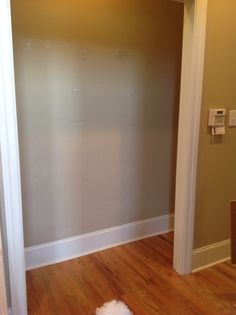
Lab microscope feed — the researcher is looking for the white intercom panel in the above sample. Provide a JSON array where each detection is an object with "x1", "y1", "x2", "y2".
[{"x1": 208, "y1": 109, "x2": 226, "y2": 135}]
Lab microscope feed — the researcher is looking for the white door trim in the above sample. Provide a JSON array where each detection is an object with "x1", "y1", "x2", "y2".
[
  {"x1": 0, "y1": 0, "x2": 27, "y2": 314},
  {"x1": 173, "y1": 0, "x2": 208, "y2": 274},
  {"x1": 0, "y1": 0, "x2": 207, "y2": 313}
]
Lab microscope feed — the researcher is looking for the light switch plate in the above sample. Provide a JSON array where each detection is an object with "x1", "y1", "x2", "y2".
[{"x1": 229, "y1": 110, "x2": 236, "y2": 127}]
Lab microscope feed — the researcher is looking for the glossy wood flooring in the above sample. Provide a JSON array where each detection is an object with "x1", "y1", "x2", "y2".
[{"x1": 27, "y1": 232, "x2": 236, "y2": 315}]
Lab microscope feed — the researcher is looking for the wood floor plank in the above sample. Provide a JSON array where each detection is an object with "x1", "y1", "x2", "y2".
[{"x1": 26, "y1": 232, "x2": 236, "y2": 315}]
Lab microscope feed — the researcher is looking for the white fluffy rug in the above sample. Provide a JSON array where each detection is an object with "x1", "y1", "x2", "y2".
[{"x1": 96, "y1": 300, "x2": 133, "y2": 315}]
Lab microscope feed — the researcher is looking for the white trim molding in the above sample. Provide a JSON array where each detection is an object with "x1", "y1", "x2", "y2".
[
  {"x1": 192, "y1": 239, "x2": 231, "y2": 272},
  {"x1": 0, "y1": 0, "x2": 27, "y2": 314},
  {"x1": 25, "y1": 214, "x2": 174, "y2": 270},
  {"x1": 173, "y1": 0, "x2": 208, "y2": 275}
]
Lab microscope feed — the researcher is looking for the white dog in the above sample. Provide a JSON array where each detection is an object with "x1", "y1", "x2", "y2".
[{"x1": 96, "y1": 300, "x2": 133, "y2": 315}]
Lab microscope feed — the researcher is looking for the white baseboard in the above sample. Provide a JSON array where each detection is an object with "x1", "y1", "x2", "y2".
[
  {"x1": 25, "y1": 213, "x2": 174, "y2": 270},
  {"x1": 192, "y1": 239, "x2": 231, "y2": 272}
]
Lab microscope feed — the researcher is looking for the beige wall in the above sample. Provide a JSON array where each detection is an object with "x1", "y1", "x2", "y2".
[
  {"x1": 12, "y1": 0, "x2": 183, "y2": 247},
  {"x1": 194, "y1": 0, "x2": 236, "y2": 249}
]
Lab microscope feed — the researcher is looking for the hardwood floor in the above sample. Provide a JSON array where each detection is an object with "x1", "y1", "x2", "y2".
[{"x1": 26, "y1": 232, "x2": 236, "y2": 315}]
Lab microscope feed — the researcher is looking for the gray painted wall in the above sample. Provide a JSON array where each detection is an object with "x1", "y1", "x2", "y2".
[{"x1": 12, "y1": 0, "x2": 183, "y2": 247}]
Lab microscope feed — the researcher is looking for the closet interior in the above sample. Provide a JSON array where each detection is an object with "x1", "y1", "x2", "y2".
[{"x1": 10, "y1": 0, "x2": 184, "y2": 309}]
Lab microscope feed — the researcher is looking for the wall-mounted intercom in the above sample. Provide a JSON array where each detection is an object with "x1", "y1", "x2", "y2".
[{"x1": 208, "y1": 109, "x2": 226, "y2": 135}]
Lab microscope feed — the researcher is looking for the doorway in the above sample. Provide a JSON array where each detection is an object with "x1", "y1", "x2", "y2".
[
  {"x1": 0, "y1": 0, "x2": 208, "y2": 314},
  {"x1": 13, "y1": 0, "x2": 183, "y2": 259}
]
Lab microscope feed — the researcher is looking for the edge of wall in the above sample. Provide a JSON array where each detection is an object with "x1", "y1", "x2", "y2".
[
  {"x1": 192, "y1": 239, "x2": 231, "y2": 272},
  {"x1": 25, "y1": 213, "x2": 174, "y2": 270}
]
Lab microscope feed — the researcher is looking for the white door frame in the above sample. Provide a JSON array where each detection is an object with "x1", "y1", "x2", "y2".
[
  {"x1": 173, "y1": 0, "x2": 208, "y2": 274},
  {"x1": 0, "y1": 0, "x2": 207, "y2": 313},
  {"x1": 0, "y1": 0, "x2": 27, "y2": 314}
]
